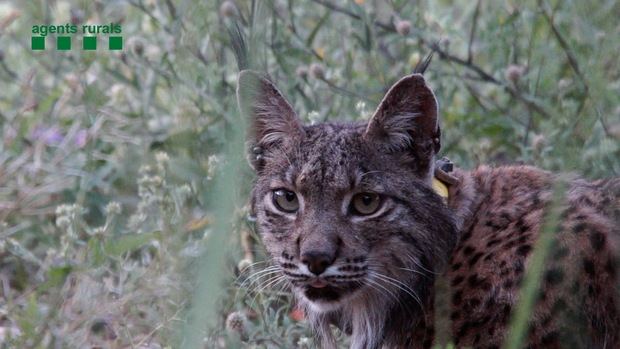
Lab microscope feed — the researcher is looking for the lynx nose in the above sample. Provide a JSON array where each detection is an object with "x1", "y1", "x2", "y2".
[{"x1": 301, "y1": 251, "x2": 333, "y2": 275}]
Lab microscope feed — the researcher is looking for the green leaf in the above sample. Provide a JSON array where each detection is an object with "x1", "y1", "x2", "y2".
[
  {"x1": 40, "y1": 265, "x2": 73, "y2": 291},
  {"x1": 104, "y1": 231, "x2": 161, "y2": 257},
  {"x1": 17, "y1": 294, "x2": 39, "y2": 340},
  {"x1": 36, "y1": 88, "x2": 63, "y2": 115},
  {"x1": 87, "y1": 237, "x2": 106, "y2": 267},
  {"x1": 83, "y1": 83, "x2": 110, "y2": 108}
]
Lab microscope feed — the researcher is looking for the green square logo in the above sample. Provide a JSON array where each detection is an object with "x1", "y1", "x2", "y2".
[
  {"x1": 57, "y1": 36, "x2": 71, "y2": 50},
  {"x1": 32, "y1": 36, "x2": 45, "y2": 50},
  {"x1": 83, "y1": 36, "x2": 97, "y2": 50},
  {"x1": 109, "y1": 36, "x2": 123, "y2": 50}
]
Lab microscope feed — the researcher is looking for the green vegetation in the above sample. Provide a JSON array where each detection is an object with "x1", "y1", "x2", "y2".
[{"x1": 0, "y1": 0, "x2": 618, "y2": 348}]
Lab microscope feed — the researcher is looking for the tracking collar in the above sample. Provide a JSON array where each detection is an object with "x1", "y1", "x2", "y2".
[
  {"x1": 433, "y1": 157, "x2": 458, "y2": 202},
  {"x1": 432, "y1": 177, "x2": 450, "y2": 200}
]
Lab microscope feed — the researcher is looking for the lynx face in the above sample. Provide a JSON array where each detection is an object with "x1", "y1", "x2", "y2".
[
  {"x1": 251, "y1": 123, "x2": 452, "y2": 310},
  {"x1": 238, "y1": 71, "x2": 458, "y2": 347}
]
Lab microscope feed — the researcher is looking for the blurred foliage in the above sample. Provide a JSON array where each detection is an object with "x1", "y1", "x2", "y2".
[{"x1": 0, "y1": 0, "x2": 618, "y2": 348}]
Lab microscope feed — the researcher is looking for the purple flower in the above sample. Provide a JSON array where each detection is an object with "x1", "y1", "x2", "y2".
[
  {"x1": 31, "y1": 125, "x2": 63, "y2": 145},
  {"x1": 74, "y1": 129, "x2": 88, "y2": 148}
]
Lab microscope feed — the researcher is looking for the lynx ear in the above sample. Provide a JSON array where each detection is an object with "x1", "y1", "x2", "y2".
[
  {"x1": 237, "y1": 70, "x2": 303, "y2": 169},
  {"x1": 364, "y1": 74, "x2": 441, "y2": 175}
]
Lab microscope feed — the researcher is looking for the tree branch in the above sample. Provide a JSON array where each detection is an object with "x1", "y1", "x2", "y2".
[
  {"x1": 538, "y1": 0, "x2": 612, "y2": 137},
  {"x1": 467, "y1": 0, "x2": 482, "y2": 63},
  {"x1": 309, "y1": 0, "x2": 553, "y2": 119}
]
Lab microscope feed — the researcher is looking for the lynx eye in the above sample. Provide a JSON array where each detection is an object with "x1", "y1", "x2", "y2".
[
  {"x1": 272, "y1": 189, "x2": 299, "y2": 213},
  {"x1": 350, "y1": 193, "x2": 381, "y2": 215}
]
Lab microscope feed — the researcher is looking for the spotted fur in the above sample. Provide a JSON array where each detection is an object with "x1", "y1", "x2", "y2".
[
  {"x1": 237, "y1": 70, "x2": 620, "y2": 348},
  {"x1": 446, "y1": 167, "x2": 620, "y2": 348}
]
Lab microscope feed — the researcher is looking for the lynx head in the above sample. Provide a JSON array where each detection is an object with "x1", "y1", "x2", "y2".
[{"x1": 237, "y1": 70, "x2": 457, "y2": 345}]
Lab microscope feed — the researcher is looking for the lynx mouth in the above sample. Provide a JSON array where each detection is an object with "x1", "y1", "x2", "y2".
[
  {"x1": 304, "y1": 285, "x2": 342, "y2": 301},
  {"x1": 309, "y1": 279, "x2": 328, "y2": 288},
  {"x1": 303, "y1": 281, "x2": 364, "y2": 303}
]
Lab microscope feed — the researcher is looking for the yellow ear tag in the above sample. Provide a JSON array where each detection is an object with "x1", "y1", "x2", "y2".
[{"x1": 432, "y1": 177, "x2": 449, "y2": 201}]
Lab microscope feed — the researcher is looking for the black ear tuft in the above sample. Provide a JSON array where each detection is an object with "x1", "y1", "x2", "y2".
[
  {"x1": 413, "y1": 52, "x2": 434, "y2": 75},
  {"x1": 227, "y1": 21, "x2": 249, "y2": 71}
]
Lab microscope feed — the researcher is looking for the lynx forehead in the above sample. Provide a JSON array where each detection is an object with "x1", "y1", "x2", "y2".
[{"x1": 237, "y1": 70, "x2": 619, "y2": 349}]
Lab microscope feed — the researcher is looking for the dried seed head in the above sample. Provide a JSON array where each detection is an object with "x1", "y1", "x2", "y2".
[
  {"x1": 131, "y1": 39, "x2": 145, "y2": 56},
  {"x1": 558, "y1": 78, "x2": 572, "y2": 90},
  {"x1": 505, "y1": 64, "x2": 526, "y2": 83},
  {"x1": 220, "y1": 1, "x2": 237, "y2": 18},
  {"x1": 355, "y1": 101, "x2": 367, "y2": 115},
  {"x1": 297, "y1": 336, "x2": 311, "y2": 349},
  {"x1": 55, "y1": 204, "x2": 85, "y2": 228},
  {"x1": 70, "y1": 8, "x2": 85, "y2": 25},
  {"x1": 531, "y1": 134, "x2": 545, "y2": 152},
  {"x1": 309, "y1": 63, "x2": 325, "y2": 79},
  {"x1": 139, "y1": 165, "x2": 153, "y2": 175},
  {"x1": 225, "y1": 311, "x2": 249, "y2": 340},
  {"x1": 395, "y1": 20, "x2": 412, "y2": 36},
  {"x1": 55, "y1": 216, "x2": 71, "y2": 229},
  {"x1": 295, "y1": 66, "x2": 308, "y2": 79},
  {"x1": 155, "y1": 151, "x2": 169, "y2": 164},
  {"x1": 90, "y1": 226, "x2": 107, "y2": 237},
  {"x1": 145, "y1": 44, "x2": 161, "y2": 61},
  {"x1": 307, "y1": 110, "x2": 320, "y2": 125},
  {"x1": 105, "y1": 202, "x2": 122, "y2": 216}
]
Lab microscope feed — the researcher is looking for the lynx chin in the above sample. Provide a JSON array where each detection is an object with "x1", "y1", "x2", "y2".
[{"x1": 237, "y1": 69, "x2": 619, "y2": 349}]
